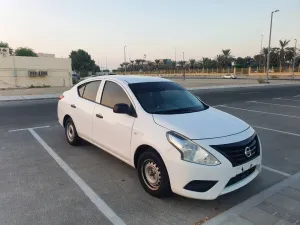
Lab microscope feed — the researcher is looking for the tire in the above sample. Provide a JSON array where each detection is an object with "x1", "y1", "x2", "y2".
[
  {"x1": 137, "y1": 150, "x2": 172, "y2": 198},
  {"x1": 65, "y1": 118, "x2": 81, "y2": 146}
]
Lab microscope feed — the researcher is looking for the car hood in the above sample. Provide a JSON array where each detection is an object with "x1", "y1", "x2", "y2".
[{"x1": 153, "y1": 107, "x2": 249, "y2": 140}]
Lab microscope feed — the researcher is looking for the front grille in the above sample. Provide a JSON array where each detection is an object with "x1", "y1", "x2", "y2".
[
  {"x1": 225, "y1": 166, "x2": 256, "y2": 187},
  {"x1": 210, "y1": 134, "x2": 260, "y2": 167}
]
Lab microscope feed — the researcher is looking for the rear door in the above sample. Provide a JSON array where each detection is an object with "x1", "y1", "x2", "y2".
[
  {"x1": 93, "y1": 80, "x2": 136, "y2": 161},
  {"x1": 70, "y1": 80, "x2": 102, "y2": 141}
]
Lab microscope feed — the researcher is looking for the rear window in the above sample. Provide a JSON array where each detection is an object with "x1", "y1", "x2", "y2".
[{"x1": 78, "y1": 80, "x2": 101, "y2": 102}]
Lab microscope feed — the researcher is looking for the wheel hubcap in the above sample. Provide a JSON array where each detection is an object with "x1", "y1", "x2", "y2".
[
  {"x1": 141, "y1": 160, "x2": 161, "y2": 190},
  {"x1": 67, "y1": 123, "x2": 75, "y2": 141}
]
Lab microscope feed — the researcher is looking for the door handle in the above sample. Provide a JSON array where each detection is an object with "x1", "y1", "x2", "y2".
[
  {"x1": 71, "y1": 104, "x2": 76, "y2": 108},
  {"x1": 96, "y1": 113, "x2": 103, "y2": 119}
]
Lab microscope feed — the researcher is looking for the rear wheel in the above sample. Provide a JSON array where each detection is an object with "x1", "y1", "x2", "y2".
[
  {"x1": 65, "y1": 118, "x2": 81, "y2": 146},
  {"x1": 137, "y1": 150, "x2": 172, "y2": 198}
]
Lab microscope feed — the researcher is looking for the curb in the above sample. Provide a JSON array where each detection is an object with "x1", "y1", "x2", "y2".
[
  {"x1": 0, "y1": 94, "x2": 60, "y2": 102},
  {"x1": 203, "y1": 171, "x2": 300, "y2": 225}
]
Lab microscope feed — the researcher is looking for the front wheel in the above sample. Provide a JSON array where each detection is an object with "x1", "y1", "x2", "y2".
[{"x1": 137, "y1": 151, "x2": 172, "y2": 198}]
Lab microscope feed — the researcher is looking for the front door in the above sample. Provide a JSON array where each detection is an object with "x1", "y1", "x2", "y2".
[{"x1": 93, "y1": 80, "x2": 135, "y2": 161}]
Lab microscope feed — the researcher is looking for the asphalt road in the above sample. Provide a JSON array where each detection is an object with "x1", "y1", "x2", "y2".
[{"x1": 1, "y1": 84, "x2": 300, "y2": 225}]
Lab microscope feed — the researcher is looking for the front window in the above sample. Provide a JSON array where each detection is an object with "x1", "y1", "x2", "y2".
[{"x1": 129, "y1": 82, "x2": 208, "y2": 114}]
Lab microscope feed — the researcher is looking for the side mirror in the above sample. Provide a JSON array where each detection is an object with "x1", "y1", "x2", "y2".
[{"x1": 113, "y1": 103, "x2": 130, "y2": 114}]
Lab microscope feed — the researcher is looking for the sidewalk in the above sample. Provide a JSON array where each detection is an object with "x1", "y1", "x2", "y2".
[{"x1": 203, "y1": 171, "x2": 300, "y2": 225}]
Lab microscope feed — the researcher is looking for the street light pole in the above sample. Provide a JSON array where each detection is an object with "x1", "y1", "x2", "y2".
[
  {"x1": 259, "y1": 34, "x2": 263, "y2": 70},
  {"x1": 182, "y1": 52, "x2": 185, "y2": 79},
  {"x1": 124, "y1": 45, "x2": 127, "y2": 75},
  {"x1": 292, "y1": 39, "x2": 297, "y2": 80},
  {"x1": 266, "y1": 10, "x2": 279, "y2": 83}
]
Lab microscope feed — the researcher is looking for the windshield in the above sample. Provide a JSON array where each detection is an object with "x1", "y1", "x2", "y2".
[{"x1": 129, "y1": 82, "x2": 208, "y2": 114}]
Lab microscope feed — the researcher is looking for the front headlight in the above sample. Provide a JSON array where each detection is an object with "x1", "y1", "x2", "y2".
[{"x1": 166, "y1": 131, "x2": 220, "y2": 165}]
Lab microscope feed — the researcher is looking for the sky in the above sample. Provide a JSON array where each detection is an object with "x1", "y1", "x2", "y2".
[{"x1": 1, "y1": 0, "x2": 300, "y2": 69}]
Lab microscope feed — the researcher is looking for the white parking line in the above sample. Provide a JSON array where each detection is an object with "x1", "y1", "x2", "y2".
[
  {"x1": 253, "y1": 125, "x2": 300, "y2": 137},
  {"x1": 248, "y1": 101, "x2": 300, "y2": 108},
  {"x1": 273, "y1": 98, "x2": 300, "y2": 102},
  {"x1": 9, "y1": 125, "x2": 50, "y2": 132},
  {"x1": 218, "y1": 105, "x2": 300, "y2": 119},
  {"x1": 262, "y1": 165, "x2": 291, "y2": 177},
  {"x1": 28, "y1": 128, "x2": 126, "y2": 225}
]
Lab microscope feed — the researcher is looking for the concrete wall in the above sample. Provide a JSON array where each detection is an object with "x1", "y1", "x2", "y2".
[{"x1": 0, "y1": 55, "x2": 72, "y2": 88}]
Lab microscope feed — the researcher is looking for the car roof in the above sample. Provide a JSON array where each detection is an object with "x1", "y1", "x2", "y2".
[{"x1": 83, "y1": 75, "x2": 169, "y2": 84}]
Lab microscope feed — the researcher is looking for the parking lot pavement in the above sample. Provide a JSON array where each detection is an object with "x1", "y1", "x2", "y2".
[
  {"x1": 0, "y1": 131, "x2": 112, "y2": 225},
  {"x1": 1, "y1": 85, "x2": 300, "y2": 225}
]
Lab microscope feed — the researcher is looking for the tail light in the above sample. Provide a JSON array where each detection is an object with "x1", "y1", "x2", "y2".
[{"x1": 58, "y1": 95, "x2": 64, "y2": 100}]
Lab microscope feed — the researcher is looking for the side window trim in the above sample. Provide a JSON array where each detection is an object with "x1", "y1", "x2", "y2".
[
  {"x1": 100, "y1": 80, "x2": 131, "y2": 108},
  {"x1": 77, "y1": 80, "x2": 101, "y2": 103}
]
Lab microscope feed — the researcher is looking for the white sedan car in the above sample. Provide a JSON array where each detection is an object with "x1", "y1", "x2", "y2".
[
  {"x1": 57, "y1": 75, "x2": 261, "y2": 200},
  {"x1": 222, "y1": 74, "x2": 237, "y2": 79}
]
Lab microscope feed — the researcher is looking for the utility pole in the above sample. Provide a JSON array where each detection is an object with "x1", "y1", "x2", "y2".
[
  {"x1": 124, "y1": 45, "x2": 127, "y2": 75},
  {"x1": 182, "y1": 52, "x2": 185, "y2": 80},
  {"x1": 292, "y1": 39, "x2": 297, "y2": 80},
  {"x1": 266, "y1": 10, "x2": 279, "y2": 83},
  {"x1": 259, "y1": 34, "x2": 263, "y2": 70},
  {"x1": 106, "y1": 56, "x2": 107, "y2": 70}
]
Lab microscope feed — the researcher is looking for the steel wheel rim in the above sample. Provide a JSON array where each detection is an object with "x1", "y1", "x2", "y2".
[
  {"x1": 141, "y1": 159, "x2": 161, "y2": 191},
  {"x1": 67, "y1": 123, "x2": 75, "y2": 141}
]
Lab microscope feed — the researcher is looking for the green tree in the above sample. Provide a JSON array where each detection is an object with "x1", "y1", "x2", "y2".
[
  {"x1": 69, "y1": 49, "x2": 97, "y2": 76},
  {"x1": 189, "y1": 59, "x2": 196, "y2": 70},
  {"x1": 279, "y1": 39, "x2": 290, "y2": 70},
  {"x1": 15, "y1": 47, "x2": 37, "y2": 57},
  {"x1": 154, "y1": 59, "x2": 160, "y2": 69},
  {"x1": 222, "y1": 49, "x2": 232, "y2": 68}
]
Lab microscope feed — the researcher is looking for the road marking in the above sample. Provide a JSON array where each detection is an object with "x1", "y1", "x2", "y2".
[
  {"x1": 262, "y1": 165, "x2": 291, "y2": 177},
  {"x1": 9, "y1": 125, "x2": 50, "y2": 132},
  {"x1": 219, "y1": 105, "x2": 300, "y2": 119},
  {"x1": 240, "y1": 92, "x2": 260, "y2": 95},
  {"x1": 248, "y1": 101, "x2": 300, "y2": 108},
  {"x1": 294, "y1": 95, "x2": 300, "y2": 97},
  {"x1": 273, "y1": 98, "x2": 300, "y2": 102},
  {"x1": 253, "y1": 125, "x2": 300, "y2": 137},
  {"x1": 212, "y1": 104, "x2": 226, "y2": 108},
  {"x1": 28, "y1": 128, "x2": 126, "y2": 225}
]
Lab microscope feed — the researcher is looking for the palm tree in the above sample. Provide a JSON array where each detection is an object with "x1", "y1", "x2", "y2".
[
  {"x1": 178, "y1": 61, "x2": 185, "y2": 69},
  {"x1": 189, "y1": 59, "x2": 196, "y2": 72},
  {"x1": 130, "y1": 60, "x2": 135, "y2": 73},
  {"x1": 279, "y1": 39, "x2": 290, "y2": 71},
  {"x1": 222, "y1": 49, "x2": 232, "y2": 68},
  {"x1": 147, "y1": 61, "x2": 154, "y2": 72},
  {"x1": 140, "y1": 59, "x2": 146, "y2": 71},
  {"x1": 135, "y1": 59, "x2": 142, "y2": 71},
  {"x1": 215, "y1": 55, "x2": 224, "y2": 70},
  {"x1": 154, "y1": 59, "x2": 160, "y2": 69},
  {"x1": 285, "y1": 47, "x2": 295, "y2": 63}
]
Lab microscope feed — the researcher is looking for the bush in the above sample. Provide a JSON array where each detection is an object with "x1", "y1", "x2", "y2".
[
  {"x1": 72, "y1": 78, "x2": 79, "y2": 85},
  {"x1": 271, "y1": 75, "x2": 279, "y2": 79},
  {"x1": 29, "y1": 84, "x2": 50, "y2": 88}
]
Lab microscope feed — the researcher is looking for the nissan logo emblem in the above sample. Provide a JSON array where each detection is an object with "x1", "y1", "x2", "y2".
[{"x1": 245, "y1": 147, "x2": 252, "y2": 158}]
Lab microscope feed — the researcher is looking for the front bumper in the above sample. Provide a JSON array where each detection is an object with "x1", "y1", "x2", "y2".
[{"x1": 164, "y1": 127, "x2": 262, "y2": 200}]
